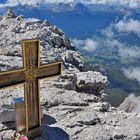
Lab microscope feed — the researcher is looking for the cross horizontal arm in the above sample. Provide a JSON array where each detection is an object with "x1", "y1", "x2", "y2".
[
  {"x1": 0, "y1": 70, "x2": 25, "y2": 88},
  {"x1": 37, "y1": 61, "x2": 62, "y2": 79}
]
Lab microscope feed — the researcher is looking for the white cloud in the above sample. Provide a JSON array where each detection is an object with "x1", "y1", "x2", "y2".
[
  {"x1": 0, "y1": 0, "x2": 140, "y2": 8},
  {"x1": 119, "y1": 47, "x2": 140, "y2": 59},
  {"x1": 81, "y1": 0, "x2": 140, "y2": 8},
  {"x1": 102, "y1": 25, "x2": 114, "y2": 38},
  {"x1": 72, "y1": 39, "x2": 98, "y2": 52},
  {"x1": 0, "y1": 0, "x2": 40, "y2": 7},
  {"x1": 105, "y1": 38, "x2": 140, "y2": 59},
  {"x1": 107, "y1": 39, "x2": 123, "y2": 48},
  {"x1": 0, "y1": 0, "x2": 75, "y2": 7},
  {"x1": 123, "y1": 67, "x2": 140, "y2": 83},
  {"x1": 116, "y1": 19, "x2": 140, "y2": 35},
  {"x1": 6, "y1": 0, "x2": 39, "y2": 6},
  {"x1": 127, "y1": 94, "x2": 140, "y2": 113},
  {"x1": 102, "y1": 15, "x2": 140, "y2": 60},
  {"x1": 83, "y1": 39, "x2": 98, "y2": 52}
]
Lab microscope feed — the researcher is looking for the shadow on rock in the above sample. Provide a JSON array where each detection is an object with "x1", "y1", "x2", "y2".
[
  {"x1": 42, "y1": 114, "x2": 57, "y2": 125},
  {"x1": 40, "y1": 115, "x2": 69, "y2": 140},
  {"x1": 2, "y1": 122, "x2": 16, "y2": 130},
  {"x1": 40, "y1": 125, "x2": 69, "y2": 140}
]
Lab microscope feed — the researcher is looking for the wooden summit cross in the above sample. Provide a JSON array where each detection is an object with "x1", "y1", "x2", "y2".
[{"x1": 0, "y1": 39, "x2": 62, "y2": 138}]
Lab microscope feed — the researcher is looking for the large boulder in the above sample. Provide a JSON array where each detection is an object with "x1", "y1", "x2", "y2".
[
  {"x1": 54, "y1": 73, "x2": 77, "y2": 90},
  {"x1": 51, "y1": 71, "x2": 108, "y2": 96},
  {"x1": 0, "y1": 107, "x2": 15, "y2": 123},
  {"x1": 76, "y1": 71, "x2": 108, "y2": 95}
]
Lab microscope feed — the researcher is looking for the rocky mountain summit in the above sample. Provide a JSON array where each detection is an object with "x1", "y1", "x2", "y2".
[
  {"x1": 0, "y1": 10, "x2": 140, "y2": 140},
  {"x1": 0, "y1": 9, "x2": 83, "y2": 72}
]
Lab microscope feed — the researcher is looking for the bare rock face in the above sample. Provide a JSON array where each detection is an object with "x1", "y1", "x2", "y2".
[
  {"x1": 53, "y1": 71, "x2": 108, "y2": 96},
  {"x1": 76, "y1": 71, "x2": 108, "y2": 94},
  {"x1": 54, "y1": 73, "x2": 77, "y2": 90},
  {"x1": 0, "y1": 10, "x2": 83, "y2": 72},
  {"x1": 0, "y1": 108, "x2": 15, "y2": 123},
  {"x1": 118, "y1": 94, "x2": 140, "y2": 113},
  {"x1": 64, "y1": 50, "x2": 84, "y2": 71}
]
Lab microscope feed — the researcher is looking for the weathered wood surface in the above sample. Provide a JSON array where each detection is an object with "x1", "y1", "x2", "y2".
[{"x1": 0, "y1": 70, "x2": 25, "y2": 88}]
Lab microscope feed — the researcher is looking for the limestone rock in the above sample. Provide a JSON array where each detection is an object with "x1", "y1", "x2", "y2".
[
  {"x1": 0, "y1": 108, "x2": 15, "y2": 123},
  {"x1": 54, "y1": 73, "x2": 77, "y2": 90},
  {"x1": 40, "y1": 83, "x2": 99, "y2": 107},
  {"x1": 63, "y1": 50, "x2": 84, "y2": 70},
  {"x1": 100, "y1": 92, "x2": 108, "y2": 101},
  {"x1": 51, "y1": 71, "x2": 108, "y2": 96},
  {"x1": 99, "y1": 102, "x2": 111, "y2": 112},
  {"x1": 76, "y1": 113, "x2": 100, "y2": 125},
  {"x1": 0, "y1": 10, "x2": 83, "y2": 72},
  {"x1": 89, "y1": 102, "x2": 111, "y2": 112},
  {"x1": 76, "y1": 71, "x2": 108, "y2": 94},
  {"x1": 113, "y1": 133, "x2": 124, "y2": 139},
  {"x1": 0, "y1": 130, "x2": 15, "y2": 140}
]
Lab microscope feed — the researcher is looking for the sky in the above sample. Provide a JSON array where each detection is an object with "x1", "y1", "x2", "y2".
[
  {"x1": 0, "y1": 0, "x2": 140, "y2": 8},
  {"x1": 0, "y1": 0, "x2": 7, "y2": 3}
]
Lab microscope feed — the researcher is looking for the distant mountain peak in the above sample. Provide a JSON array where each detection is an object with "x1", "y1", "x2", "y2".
[{"x1": 4, "y1": 8, "x2": 17, "y2": 18}]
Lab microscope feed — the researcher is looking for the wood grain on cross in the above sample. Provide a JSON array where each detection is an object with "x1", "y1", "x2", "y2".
[{"x1": 0, "y1": 39, "x2": 62, "y2": 137}]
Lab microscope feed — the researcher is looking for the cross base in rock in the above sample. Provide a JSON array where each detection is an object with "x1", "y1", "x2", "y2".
[
  {"x1": 24, "y1": 127, "x2": 42, "y2": 140},
  {"x1": 15, "y1": 100, "x2": 42, "y2": 139}
]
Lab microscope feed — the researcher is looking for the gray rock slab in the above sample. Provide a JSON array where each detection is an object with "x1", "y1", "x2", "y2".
[{"x1": 0, "y1": 108, "x2": 15, "y2": 123}]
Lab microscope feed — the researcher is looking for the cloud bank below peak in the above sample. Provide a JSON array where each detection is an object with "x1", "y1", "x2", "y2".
[
  {"x1": 116, "y1": 19, "x2": 140, "y2": 35},
  {"x1": 72, "y1": 39, "x2": 98, "y2": 53},
  {"x1": 0, "y1": 0, "x2": 140, "y2": 8},
  {"x1": 123, "y1": 67, "x2": 140, "y2": 83}
]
